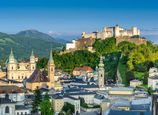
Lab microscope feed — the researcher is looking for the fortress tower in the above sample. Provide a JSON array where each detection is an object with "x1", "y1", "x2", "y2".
[
  {"x1": 114, "y1": 25, "x2": 120, "y2": 37},
  {"x1": 98, "y1": 56, "x2": 105, "y2": 88}
]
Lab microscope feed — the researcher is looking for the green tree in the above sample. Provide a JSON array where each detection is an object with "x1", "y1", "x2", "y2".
[
  {"x1": 61, "y1": 102, "x2": 75, "y2": 115},
  {"x1": 32, "y1": 88, "x2": 42, "y2": 113},
  {"x1": 40, "y1": 93, "x2": 54, "y2": 115}
]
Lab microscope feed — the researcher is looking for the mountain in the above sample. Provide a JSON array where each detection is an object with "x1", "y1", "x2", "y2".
[{"x1": 0, "y1": 30, "x2": 65, "y2": 59}]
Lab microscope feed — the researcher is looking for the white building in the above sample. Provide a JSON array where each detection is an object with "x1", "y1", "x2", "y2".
[
  {"x1": 148, "y1": 67, "x2": 158, "y2": 90},
  {"x1": 130, "y1": 79, "x2": 142, "y2": 88},
  {"x1": 148, "y1": 76, "x2": 158, "y2": 90},
  {"x1": 66, "y1": 40, "x2": 76, "y2": 50},
  {"x1": 0, "y1": 85, "x2": 25, "y2": 104},
  {"x1": 63, "y1": 96, "x2": 80, "y2": 114},
  {"x1": 0, "y1": 96, "x2": 30, "y2": 115},
  {"x1": 149, "y1": 67, "x2": 158, "y2": 77},
  {"x1": 66, "y1": 91, "x2": 96, "y2": 104}
]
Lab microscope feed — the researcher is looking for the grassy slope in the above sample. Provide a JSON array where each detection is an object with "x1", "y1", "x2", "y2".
[{"x1": 118, "y1": 61, "x2": 128, "y2": 86}]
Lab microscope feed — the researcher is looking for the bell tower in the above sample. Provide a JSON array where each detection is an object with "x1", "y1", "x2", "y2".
[
  {"x1": 48, "y1": 49, "x2": 55, "y2": 84},
  {"x1": 98, "y1": 56, "x2": 105, "y2": 88}
]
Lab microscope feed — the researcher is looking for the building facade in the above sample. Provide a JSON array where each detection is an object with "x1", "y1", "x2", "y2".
[
  {"x1": 7, "y1": 49, "x2": 36, "y2": 82},
  {"x1": 148, "y1": 67, "x2": 158, "y2": 90}
]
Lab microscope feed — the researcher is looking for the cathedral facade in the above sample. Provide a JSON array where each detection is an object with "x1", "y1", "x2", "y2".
[{"x1": 7, "y1": 49, "x2": 36, "y2": 82}]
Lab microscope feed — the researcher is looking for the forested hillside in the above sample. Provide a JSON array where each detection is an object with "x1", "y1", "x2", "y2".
[
  {"x1": 0, "y1": 30, "x2": 64, "y2": 60},
  {"x1": 37, "y1": 37, "x2": 158, "y2": 86}
]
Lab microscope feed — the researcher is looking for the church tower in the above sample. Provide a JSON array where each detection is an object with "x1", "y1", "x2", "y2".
[
  {"x1": 48, "y1": 49, "x2": 55, "y2": 84},
  {"x1": 7, "y1": 49, "x2": 17, "y2": 79},
  {"x1": 8, "y1": 49, "x2": 17, "y2": 71},
  {"x1": 98, "y1": 56, "x2": 105, "y2": 88},
  {"x1": 30, "y1": 50, "x2": 36, "y2": 71}
]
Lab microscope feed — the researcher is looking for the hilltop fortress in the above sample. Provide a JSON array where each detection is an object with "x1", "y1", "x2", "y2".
[
  {"x1": 82, "y1": 25, "x2": 140, "y2": 39},
  {"x1": 66, "y1": 25, "x2": 146, "y2": 51}
]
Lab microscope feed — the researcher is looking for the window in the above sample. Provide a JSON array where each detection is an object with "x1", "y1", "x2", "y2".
[
  {"x1": 5, "y1": 106, "x2": 9, "y2": 113},
  {"x1": 12, "y1": 66, "x2": 13, "y2": 70},
  {"x1": 25, "y1": 112, "x2": 27, "y2": 115},
  {"x1": 17, "y1": 112, "x2": 19, "y2": 115}
]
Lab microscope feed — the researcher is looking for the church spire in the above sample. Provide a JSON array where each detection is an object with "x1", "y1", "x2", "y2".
[
  {"x1": 49, "y1": 49, "x2": 54, "y2": 63},
  {"x1": 30, "y1": 49, "x2": 35, "y2": 64},
  {"x1": 9, "y1": 48, "x2": 16, "y2": 63},
  {"x1": 30, "y1": 49, "x2": 35, "y2": 59},
  {"x1": 31, "y1": 50, "x2": 34, "y2": 57},
  {"x1": 99, "y1": 56, "x2": 104, "y2": 68},
  {"x1": 9, "y1": 48, "x2": 14, "y2": 59}
]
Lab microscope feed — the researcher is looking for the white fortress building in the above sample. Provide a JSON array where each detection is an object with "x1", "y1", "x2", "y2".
[
  {"x1": 82, "y1": 25, "x2": 140, "y2": 39},
  {"x1": 66, "y1": 40, "x2": 76, "y2": 50},
  {"x1": 6, "y1": 49, "x2": 36, "y2": 82}
]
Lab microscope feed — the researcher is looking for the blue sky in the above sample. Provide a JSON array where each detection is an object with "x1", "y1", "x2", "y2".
[{"x1": 0, "y1": 0, "x2": 158, "y2": 40}]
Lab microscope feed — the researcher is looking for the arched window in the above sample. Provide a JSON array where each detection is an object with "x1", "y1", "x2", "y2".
[
  {"x1": 5, "y1": 106, "x2": 9, "y2": 113},
  {"x1": 12, "y1": 66, "x2": 13, "y2": 70}
]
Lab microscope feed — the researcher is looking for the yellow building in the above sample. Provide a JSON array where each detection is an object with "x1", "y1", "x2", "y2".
[
  {"x1": 26, "y1": 50, "x2": 62, "y2": 91},
  {"x1": 7, "y1": 49, "x2": 36, "y2": 82},
  {"x1": 52, "y1": 94, "x2": 64, "y2": 113}
]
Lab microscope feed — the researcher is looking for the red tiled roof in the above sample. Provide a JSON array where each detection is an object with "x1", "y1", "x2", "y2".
[{"x1": 73, "y1": 66, "x2": 93, "y2": 73}]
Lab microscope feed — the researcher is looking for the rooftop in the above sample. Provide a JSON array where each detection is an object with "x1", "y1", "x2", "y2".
[
  {"x1": 27, "y1": 69, "x2": 49, "y2": 83},
  {"x1": 0, "y1": 97, "x2": 15, "y2": 104},
  {"x1": 148, "y1": 75, "x2": 158, "y2": 79},
  {"x1": 109, "y1": 87, "x2": 134, "y2": 91},
  {"x1": 77, "y1": 84, "x2": 99, "y2": 89},
  {"x1": 15, "y1": 105, "x2": 29, "y2": 110},
  {"x1": 73, "y1": 66, "x2": 93, "y2": 72},
  {"x1": 0, "y1": 85, "x2": 25, "y2": 94},
  {"x1": 66, "y1": 91, "x2": 96, "y2": 96}
]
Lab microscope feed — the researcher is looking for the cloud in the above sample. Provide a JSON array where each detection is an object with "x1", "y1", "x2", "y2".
[{"x1": 48, "y1": 30, "x2": 80, "y2": 36}]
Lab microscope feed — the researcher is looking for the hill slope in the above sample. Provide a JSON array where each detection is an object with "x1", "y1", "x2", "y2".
[{"x1": 0, "y1": 30, "x2": 65, "y2": 59}]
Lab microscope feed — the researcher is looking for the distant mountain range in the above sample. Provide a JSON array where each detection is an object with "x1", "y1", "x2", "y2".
[{"x1": 0, "y1": 30, "x2": 65, "y2": 59}]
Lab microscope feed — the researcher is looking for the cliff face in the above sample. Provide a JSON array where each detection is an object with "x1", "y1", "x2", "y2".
[
  {"x1": 76, "y1": 37, "x2": 146, "y2": 50},
  {"x1": 116, "y1": 37, "x2": 147, "y2": 45},
  {"x1": 75, "y1": 37, "x2": 96, "y2": 49}
]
